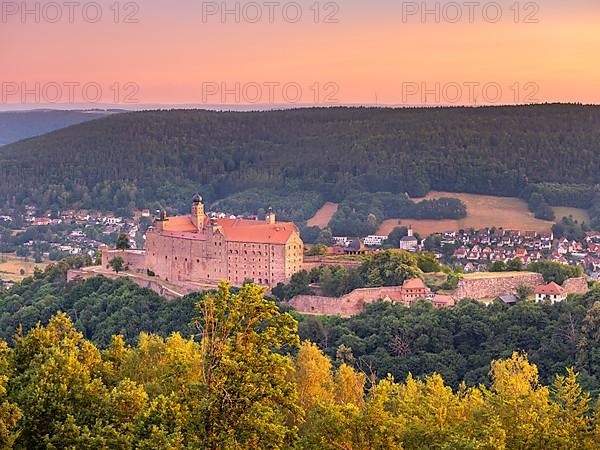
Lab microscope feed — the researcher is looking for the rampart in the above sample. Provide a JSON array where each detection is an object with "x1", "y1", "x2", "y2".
[
  {"x1": 562, "y1": 277, "x2": 589, "y2": 295},
  {"x1": 101, "y1": 249, "x2": 147, "y2": 275},
  {"x1": 288, "y1": 272, "x2": 554, "y2": 317},
  {"x1": 67, "y1": 269, "x2": 185, "y2": 300},
  {"x1": 450, "y1": 272, "x2": 544, "y2": 300},
  {"x1": 288, "y1": 286, "x2": 405, "y2": 317}
]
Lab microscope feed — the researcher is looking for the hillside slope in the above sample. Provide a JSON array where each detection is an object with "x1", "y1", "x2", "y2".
[
  {"x1": 0, "y1": 105, "x2": 599, "y2": 215},
  {"x1": 0, "y1": 109, "x2": 111, "y2": 145}
]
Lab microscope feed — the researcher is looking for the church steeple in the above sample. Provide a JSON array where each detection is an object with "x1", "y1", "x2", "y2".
[{"x1": 191, "y1": 194, "x2": 205, "y2": 230}]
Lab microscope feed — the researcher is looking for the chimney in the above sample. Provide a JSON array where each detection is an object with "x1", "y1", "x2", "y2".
[{"x1": 266, "y1": 207, "x2": 276, "y2": 225}]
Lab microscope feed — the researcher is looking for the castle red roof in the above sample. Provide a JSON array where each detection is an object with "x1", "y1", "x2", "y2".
[{"x1": 160, "y1": 215, "x2": 298, "y2": 245}]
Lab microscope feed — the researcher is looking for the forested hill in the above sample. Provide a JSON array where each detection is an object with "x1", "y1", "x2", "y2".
[
  {"x1": 0, "y1": 109, "x2": 111, "y2": 146},
  {"x1": 1, "y1": 104, "x2": 600, "y2": 215}
]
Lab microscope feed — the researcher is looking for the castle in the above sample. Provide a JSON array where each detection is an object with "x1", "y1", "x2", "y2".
[{"x1": 102, "y1": 195, "x2": 304, "y2": 289}]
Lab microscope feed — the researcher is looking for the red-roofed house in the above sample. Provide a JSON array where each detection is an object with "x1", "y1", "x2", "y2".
[
  {"x1": 535, "y1": 282, "x2": 566, "y2": 303},
  {"x1": 399, "y1": 278, "x2": 432, "y2": 305},
  {"x1": 431, "y1": 294, "x2": 455, "y2": 309}
]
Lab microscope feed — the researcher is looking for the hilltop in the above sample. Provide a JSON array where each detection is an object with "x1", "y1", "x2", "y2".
[
  {"x1": 1, "y1": 104, "x2": 599, "y2": 222},
  {"x1": 0, "y1": 109, "x2": 112, "y2": 146}
]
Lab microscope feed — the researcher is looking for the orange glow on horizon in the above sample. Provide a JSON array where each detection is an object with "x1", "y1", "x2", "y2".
[{"x1": 2, "y1": 3, "x2": 600, "y2": 107}]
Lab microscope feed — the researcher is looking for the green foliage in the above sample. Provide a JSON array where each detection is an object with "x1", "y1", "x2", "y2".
[
  {"x1": 272, "y1": 271, "x2": 314, "y2": 301},
  {"x1": 116, "y1": 233, "x2": 131, "y2": 250},
  {"x1": 0, "y1": 267, "x2": 197, "y2": 347},
  {"x1": 553, "y1": 215, "x2": 589, "y2": 240},
  {"x1": 109, "y1": 256, "x2": 125, "y2": 273},
  {"x1": 528, "y1": 260, "x2": 584, "y2": 284},
  {"x1": 274, "y1": 251, "x2": 425, "y2": 300},
  {"x1": 0, "y1": 271, "x2": 598, "y2": 447},
  {"x1": 305, "y1": 244, "x2": 328, "y2": 256},
  {"x1": 441, "y1": 271, "x2": 462, "y2": 290},
  {"x1": 358, "y1": 251, "x2": 422, "y2": 287},
  {"x1": 298, "y1": 290, "x2": 600, "y2": 395},
  {"x1": 0, "y1": 284, "x2": 301, "y2": 449},
  {"x1": 8, "y1": 106, "x2": 600, "y2": 216},
  {"x1": 415, "y1": 253, "x2": 442, "y2": 273},
  {"x1": 329, "y1": 192, "x2": 466, "y2": 236}
]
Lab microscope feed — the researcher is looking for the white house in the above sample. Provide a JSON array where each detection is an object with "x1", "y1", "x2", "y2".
[
  {"x1": 363, "y1": 235, "x2": 388, "y2": 247},
  {"x1": 535, "y1": 282, "x2": 566, "y2": 303},
  {"x1": 399, "y1": 227, "x2": 418, "y2": 252}
]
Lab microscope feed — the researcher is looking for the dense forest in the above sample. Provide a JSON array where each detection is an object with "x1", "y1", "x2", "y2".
[
  {"x1": 1, "y1": 258, "x2": 599, "y2": 396},
  {"x1": 0, "y1": 276, "x2": 599, "y2": 448},
  {"x1": 1, "y1": 105, "x2": 600, "y2": 226}
]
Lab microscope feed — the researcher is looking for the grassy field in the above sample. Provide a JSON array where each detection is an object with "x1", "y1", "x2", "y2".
[
  {"x1": 377, "y1": 191, "x2": 556, "y2": 237},
  {"x1": 553, "y1": 207, "x2": 590, "y2": 224},
  {"x1": 307, "y1": 202, "x2": 338, "y2": 228},
  {"x1": 0, "y1": 254, "x2": 49, "y2": 282}
]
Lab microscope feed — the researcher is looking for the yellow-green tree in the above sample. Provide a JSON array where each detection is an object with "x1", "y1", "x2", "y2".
[
  {"x1": 334, "y1": 363, "x2": 366, "y2": 407},
  {"x1": 294, "y1": 341, "x2": 335, "y2": 410},
  {"x1": 0, "y1": 341, "x2": 20, "y2": 450},
  {"x1": 187, "y1": 282, "x2": 301, "y2": 449}
]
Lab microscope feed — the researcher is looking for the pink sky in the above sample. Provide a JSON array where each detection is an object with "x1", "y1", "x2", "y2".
[{"x1": 2, "y1": 1, "x2": 600, "y2": 107}]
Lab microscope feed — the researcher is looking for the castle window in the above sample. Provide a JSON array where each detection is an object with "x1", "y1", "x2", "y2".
[{"x1": 197, "y1": 259, "x2": 200, "y2": 263}]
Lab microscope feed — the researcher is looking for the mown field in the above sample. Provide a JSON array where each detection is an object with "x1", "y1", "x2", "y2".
[
  {"x1": 0, "y1": 254, "x2": 49, "y2": 282},
  {"x1": 552, "y1": 206, "x2": 590, "y2": 224},
  {"x1": 377, "y1": 191, "x2": 556, "y2": 236},
  {"x1": 306, "y1": 202, "x2": 338, "y2": 228}
]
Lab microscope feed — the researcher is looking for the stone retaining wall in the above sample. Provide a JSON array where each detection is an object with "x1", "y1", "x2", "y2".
[
  {"x1": 101, "y1": 249, "x2": 147, "y2": 275},
  {"x1": 562, "y1": 277, "x2": 589, "y2": 295},
  {"x1": 451, "y1": 273, "x2": 544, "y2": 300},
  {"x1": 288, "y1": 286, "x2": 405, "y2": 317}
]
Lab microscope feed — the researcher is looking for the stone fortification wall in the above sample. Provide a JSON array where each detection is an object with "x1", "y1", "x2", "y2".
[
  {"x1": 450, "y1": 272, "x2": 544, "y2": 300},
  {"x1": 562, "y1": 277, "x2": 589, "y2": 295},
  {"x1": 288, "y1": 286, "x2": 405, "y2": 317},
  {"x1": 288, "y1": 272, "x2": 552, "y2": 317},
  {"x1": 302, "y1": 257, "x2": 362, "y2": 272},
  {"x1": 67, "y1": 269, "x2": 185, "y2": 300},
  {"x1": 101, "y1": 249, "x2": 147, "y2": 274}
]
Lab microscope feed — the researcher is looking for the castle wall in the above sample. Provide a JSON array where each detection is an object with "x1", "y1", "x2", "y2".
[
  {"x1": 145, "y1": 227, "x2": 301, "y2": 288},
  {"x1": 288, "y1": 272, "x2": 554, "y2": 317},
  {"x1": 451, "y1": 273, "x2": 544, "y2": 300},
  {"x1": 146, "y1": 229, "x2": 226, "y2": 285},
  {"x1": 101, "y1": 249, "x2": 146, "y2": 274},
  {"x1": 67, "y1": 269, "x2": 186, "y2": 300},
  {"x1": 562, "y1": 277, "x2": 589, "y2": 295},
  {"x1": 302, "y1": 257, "x2": 362, "y2": 272},
  {"x1": 226, "y1": 240, "x2": 280, "y2": 286},
  {"x1": 285, "y1": 233, "x2": 304, "y2": 280},
  {"x1": 288, "y1": 286, "x2": 405, "y2": 317}
]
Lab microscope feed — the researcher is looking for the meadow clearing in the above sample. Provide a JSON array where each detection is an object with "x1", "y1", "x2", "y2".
[{"x1": 0, "y1": 254, "x2": 49, "y2": 282}]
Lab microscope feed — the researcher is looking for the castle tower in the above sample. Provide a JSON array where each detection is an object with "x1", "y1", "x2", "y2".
[
  {"x1": 210, "y1": 217, "x2": 222, "y2": 234},
  {"x1": 155, "y1": 208, "x2": 168, "y2": 231},
  {"x1": 266, "y1": 207, "x2": 276, "y2": 225},
  {"x1": 408, "y1": 225, "x2": 413, "y2": 237},
  {"x1": 191, "y1": 194, "x2": 205, "y2": 230}
]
